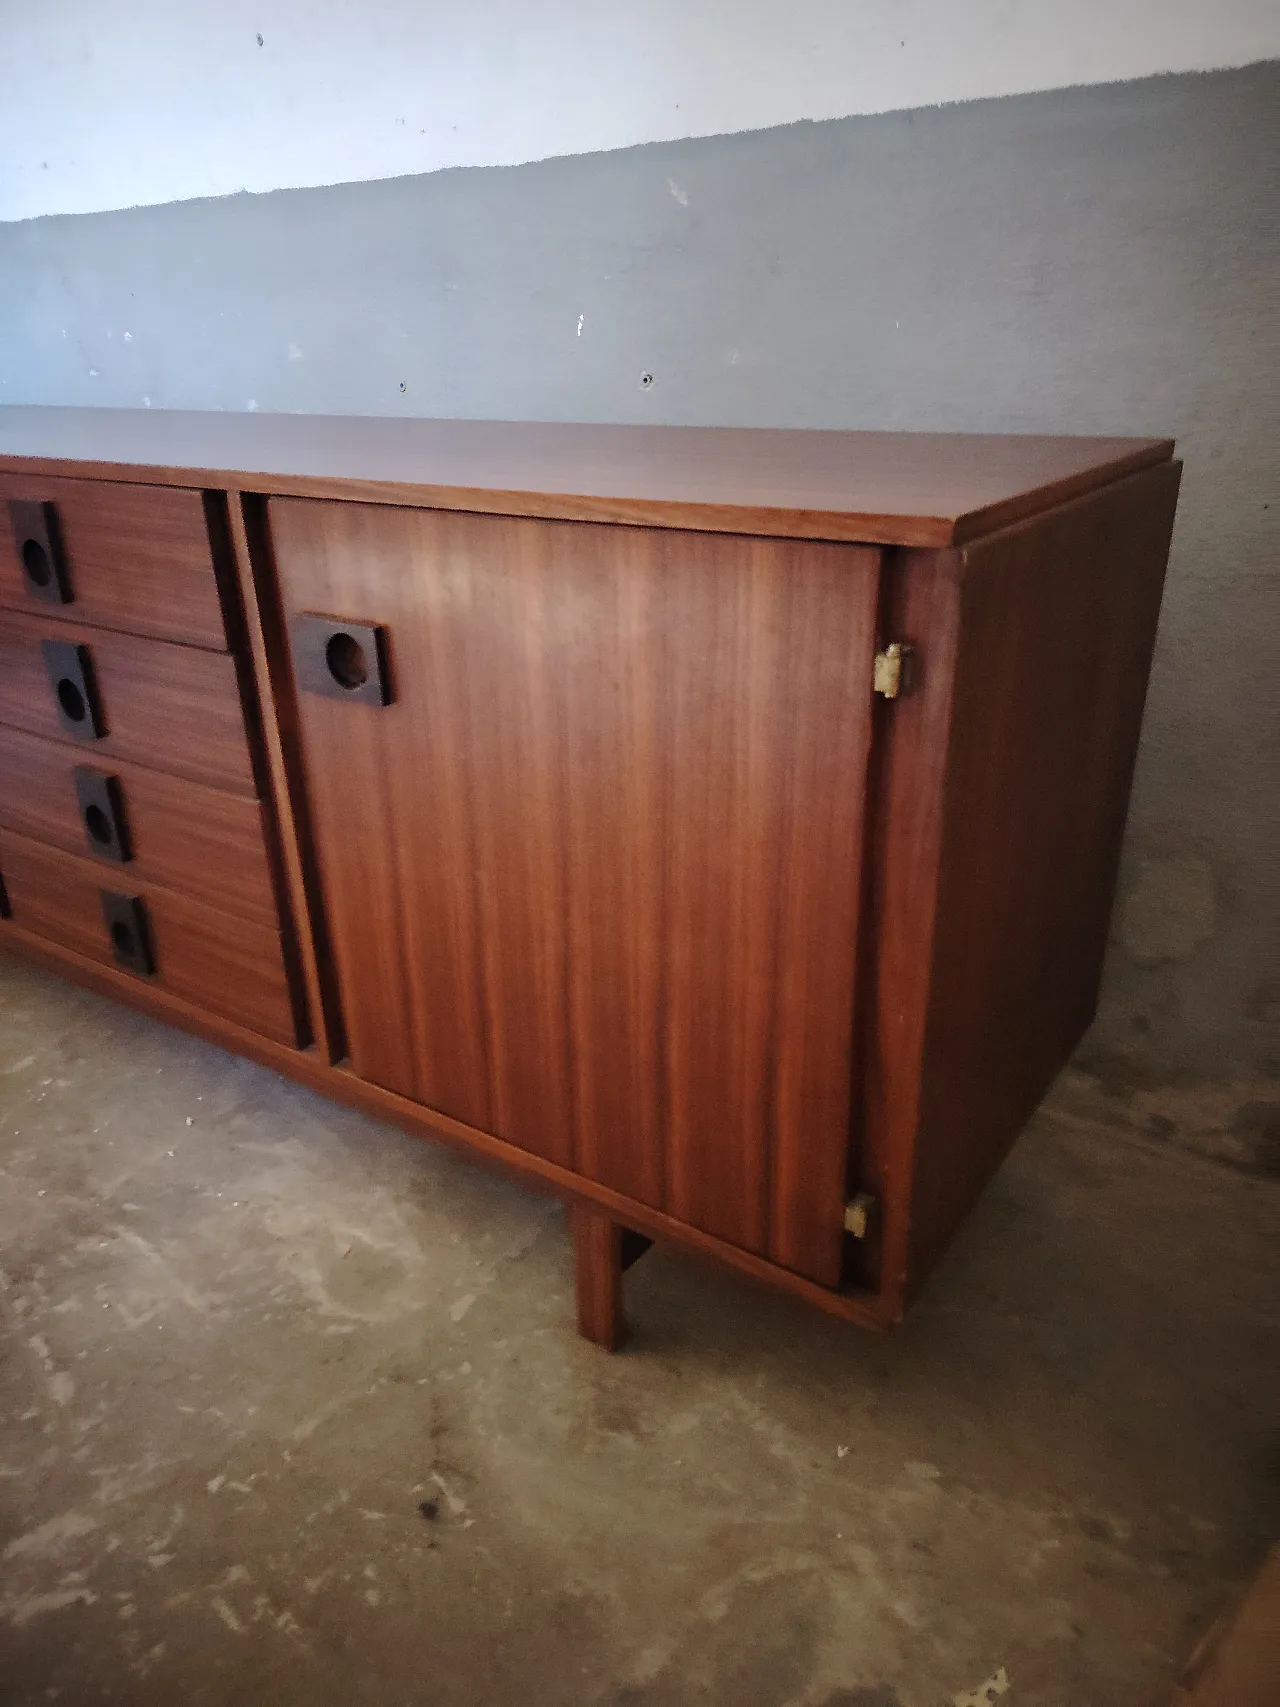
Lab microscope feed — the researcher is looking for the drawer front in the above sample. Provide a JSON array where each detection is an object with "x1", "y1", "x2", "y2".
[
  {"x1": 0, "y1": 609, "x2": 256, "y2": 795},
  {"x1": 0, "y1": 726, "x2": 278, "y2": 927},
  {"x1": 0, "y1": 474, "x2": 227, "y2": 649},
  {"x1": 0, "y1": 830, "x2": 299, "y2": 1046}
]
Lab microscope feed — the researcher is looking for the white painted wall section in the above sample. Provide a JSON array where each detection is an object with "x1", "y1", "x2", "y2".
[{"x1": 3, "y1": 0, "x2": 1278, "y2": 221}]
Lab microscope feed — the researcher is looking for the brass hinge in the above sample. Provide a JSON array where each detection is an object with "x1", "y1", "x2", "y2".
[
  {"x1": 843, "y1": 1192, "x2": 878, "y2": 1239},
  {"x1": 873, "y1": 641, "x2": 916, "y2": 699}
]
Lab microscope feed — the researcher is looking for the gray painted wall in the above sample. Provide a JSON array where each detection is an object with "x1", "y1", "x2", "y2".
[{"x1": 1, "y1": 63, "x2": 1276, "y2": 1110}]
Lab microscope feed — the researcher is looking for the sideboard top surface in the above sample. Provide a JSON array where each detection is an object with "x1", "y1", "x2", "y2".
[{"x1": 0, "y1": 407, "x2": 1173, "y2": 547}]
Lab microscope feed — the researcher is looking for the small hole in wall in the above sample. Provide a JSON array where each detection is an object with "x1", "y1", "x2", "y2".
[
  {"x1": 640, "y1": 372, "x2": 654, "y2": 389},
  {"x1": 399, "y1": 382, "x2": 407, "y2": 393}
]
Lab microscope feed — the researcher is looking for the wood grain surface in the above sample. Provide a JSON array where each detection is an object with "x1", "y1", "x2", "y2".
[
  {"x1": 571, "y1": 1205, "x2": 628, "y2": 1352},
  {"x1": 0, "y1": 609, "x2": 257, "y2": 794},
  {"x1": 858, "y1": 462, "x2": 1182, "y2": 1312},
  {"x1": 0, "y1": 408, "x2": 1173, "y2": 549},
  {"x1": 224, "y1": 491, "x2": 340, "y2": 1060},
  {"x1": 0, "y1": 725, "x2": 278, "y2": 926},
  {"x1": 0, "y1": 828, "x2": 299, "y2": 1045},
  {"x1": 268, "y1": 498, "x2": 880, "y2": 1286},
  {"x1": 853, "y1": 542, "x2": 962, "y2": 1314},
  {"x1": 0, "y1": 472, "x2": 226, "y2": 648}
]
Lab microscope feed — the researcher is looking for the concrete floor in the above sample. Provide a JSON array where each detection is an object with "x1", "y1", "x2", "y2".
[{"x1": 0, "y1": 959, "x2": 1277, "y2": 1707}]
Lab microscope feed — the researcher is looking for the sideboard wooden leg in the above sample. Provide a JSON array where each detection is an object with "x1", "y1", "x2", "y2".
[{"x1": 571, "y1": 1204, "x2": 627, "y2": 1351}]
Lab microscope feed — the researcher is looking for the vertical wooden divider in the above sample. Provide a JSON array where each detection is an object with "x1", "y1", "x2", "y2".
[{"x1": 223, "y1": 490, "x2": 338, "y2": 1063}]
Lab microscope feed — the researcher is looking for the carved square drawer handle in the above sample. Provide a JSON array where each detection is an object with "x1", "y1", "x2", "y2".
[
  {"x1": 99, "y1": 890, "x2": 154, "y2": 977},
  {"x1": 9, "y1": 499, "x2": 73, "y2": 605},
  {"x1": 41, "y1": 639, "x2": 107, "y2": 740},
  {"x1": 75, "y1": 767, "x2": 132, "y2": 863}
]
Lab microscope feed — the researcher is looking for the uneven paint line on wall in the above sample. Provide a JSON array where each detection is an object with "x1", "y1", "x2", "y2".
[{"x1": 1, "y1": 2, "x2": 1278, "y2": 219}]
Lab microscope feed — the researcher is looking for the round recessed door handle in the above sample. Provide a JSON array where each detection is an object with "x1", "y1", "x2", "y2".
[
  {"x1": 85, "y1": 804, "x2": 111, "y2": 842},
  {"x1": 291, "y1": 613, "x2": 392, "y2": 706},
  {"x1": 58, "y1": 677, "x2": 87, "y2": 721},
  {"x1": 325, "y1": 630, "x2": 370, "y2": 691}
]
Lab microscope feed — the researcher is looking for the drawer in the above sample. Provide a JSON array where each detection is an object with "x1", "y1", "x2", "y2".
[
  {"x1": 0, "y1": 830, "x2": 300, "y2": 1047},
  {"x1": 0, "y1": 609, "x2": 257, "y2": 795},
  {"x1": 0, "y1": 473, "x2": 227, "y2": 649},
  {"x1": 0, "y1": 726, "x2": 278, "y2": 928}
]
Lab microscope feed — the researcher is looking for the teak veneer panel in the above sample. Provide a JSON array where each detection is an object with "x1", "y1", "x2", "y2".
[
  {"x1": 0, "y1": 725, "x2": 278, "y2": 927},
  {"x1": 267, "y1": 500, "x2": 880, "y2": 1286},
  {"x1": 903, "y1": 462, "x2": 1183, "y2": 1293},
  {"x1": 0, "y1": 609, "x2": 257, "y2": 795},
  {"x1": 0, "y1": 472, "x2": 226, "y2": 649},
  {"x1": 860, "y1": 462, "x2": 1182, "y2": 1311},
  {"x1": 0, "y1": 830, "x2": 299, "y2": 1047},
  {"x1": 0, "y1": 408, "x2": 1172, "y2": 549}
]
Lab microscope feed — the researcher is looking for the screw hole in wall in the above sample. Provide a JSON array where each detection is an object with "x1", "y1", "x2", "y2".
[{"x1": 640, "y1": 372, "x2": 654, "y2": 389}]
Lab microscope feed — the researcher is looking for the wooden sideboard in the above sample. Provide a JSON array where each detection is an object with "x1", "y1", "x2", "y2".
[{"x1": 0, "y1": 410, "x2": 1180, "y2": 1348}]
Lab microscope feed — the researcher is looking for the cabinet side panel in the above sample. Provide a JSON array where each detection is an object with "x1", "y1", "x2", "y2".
[{"x1": 906, "y1": 461, "x2": 1181, "y2": 1296}]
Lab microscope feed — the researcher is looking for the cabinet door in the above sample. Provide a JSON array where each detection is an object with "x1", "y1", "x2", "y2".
[{"x1": 269, "y1": 499, "x2": 880, "y2": 1286}]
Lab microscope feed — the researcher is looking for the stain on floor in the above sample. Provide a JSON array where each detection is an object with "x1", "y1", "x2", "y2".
[{"x1": 1, "y1": 958, "x2": 1277, "y2": 1705}]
